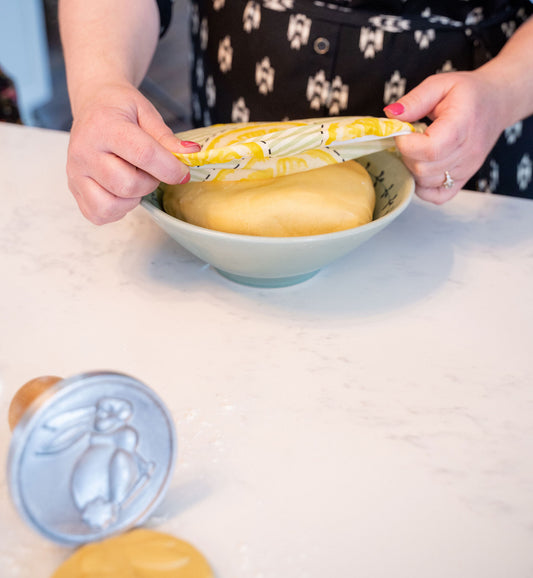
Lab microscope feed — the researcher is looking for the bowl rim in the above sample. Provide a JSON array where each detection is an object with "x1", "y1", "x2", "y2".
[{"x1": 140, "y1": 154, "x2": 414, "y2": 245}]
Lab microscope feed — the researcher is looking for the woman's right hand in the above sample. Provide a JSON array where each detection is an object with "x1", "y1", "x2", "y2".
[{"x1": 66, "y1": 82, "x2": 200, "y2": 225}]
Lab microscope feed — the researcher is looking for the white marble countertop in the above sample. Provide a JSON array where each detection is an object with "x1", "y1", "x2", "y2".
[{"x1": 1, "y1": 123, "x2": 533, "y2": 578}]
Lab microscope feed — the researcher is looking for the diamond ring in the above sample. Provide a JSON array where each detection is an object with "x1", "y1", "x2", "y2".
[{"x1": 442, "y1": 171, "x2": 454, "y2": 189}]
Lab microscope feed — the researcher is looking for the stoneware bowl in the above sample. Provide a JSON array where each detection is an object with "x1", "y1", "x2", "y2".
[{"x1": 141, "y1": 151, "x2": 414, "y2": 288}]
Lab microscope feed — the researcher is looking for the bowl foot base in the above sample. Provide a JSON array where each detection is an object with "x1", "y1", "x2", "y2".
[{"x1": 215, "y1": 269, "x2": 320, "y2": 288}]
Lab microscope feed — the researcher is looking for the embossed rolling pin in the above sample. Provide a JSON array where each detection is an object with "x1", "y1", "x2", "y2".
[{"x1": 7, "y1": 371, "x2": 177, "y2": 545}]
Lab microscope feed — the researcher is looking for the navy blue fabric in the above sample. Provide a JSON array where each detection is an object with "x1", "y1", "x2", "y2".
[
  {"x1": 187, "y1": 1, "x2": 532, "y2": 197},
  {"x1": 155, "y1": 0, "x2": 173, "y2": 37}
]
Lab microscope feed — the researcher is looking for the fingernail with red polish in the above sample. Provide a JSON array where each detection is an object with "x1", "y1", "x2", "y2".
[
  {"x1": 179, "y1": 172, "x2": 191, "y2": 184},
  {"x1": 384, "y1": 102, "x2": 405, "y2": 116},
  {"x1": 180, "y1": 140, "x2": 201, "y2": 150}
]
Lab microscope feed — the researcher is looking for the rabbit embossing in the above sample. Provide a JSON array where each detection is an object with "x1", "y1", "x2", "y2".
[{"x1": 37, "y1": 397, "x2": 155, "y2": 530}]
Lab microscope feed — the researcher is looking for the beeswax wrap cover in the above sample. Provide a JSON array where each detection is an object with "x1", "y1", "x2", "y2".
[{"x1": 173, "y1": 117, "x2": 413, "y2": 183}]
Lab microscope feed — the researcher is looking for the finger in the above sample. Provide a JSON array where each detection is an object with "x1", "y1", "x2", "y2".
[
  {"x1": 137, "y1": 99, "x2": 202, "y2": 170},
  {"x1": 86, "y1": 152, "x2": 162, "y2": 200},
  {"x1": 400, "y1": 149, "x2": 469, "y2": 194},
  {"x1": 136, "y1": 101, "x2": 201, "y2": 156},
  {"x1": 396, "y1": 114, "x2": 466, "y2": 162},
  {"x1": 70, "y1": 176, "x2": 142, "y2": 225},
  {"x1": 383, "y1": 74, "x2": 453, "y2": 123},
  {"x1": 384, "y1": 74, "x2": 467, "y2": 163},
  {"x1": 138, "y1": 100, "x2": 202, "y2": 153},
  {"x1": 414, "y1": 183, "x2": 463, "y2": 205},
  {"x1": 415, "y1": 169, "x2": 467, "y2": 191},
  {"x1": 105, "y1": 118, "x2": 199, "y2": 186},
  {"x1": 159, "y1": 133, "x2": 202, "y2": 156},
  {"x1": 400, "y1": 144, "x2": 465, "y2": 186},
  {"x1": 413, "y1": 166, "x2": 467, "y2": 205}
]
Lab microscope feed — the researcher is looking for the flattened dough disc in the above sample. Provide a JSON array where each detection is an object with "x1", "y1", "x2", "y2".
[{"x1": 52, "y1": 528, "x2": 214, "y2": 578}]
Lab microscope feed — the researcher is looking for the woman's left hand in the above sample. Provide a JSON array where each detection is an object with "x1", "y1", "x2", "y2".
[{"x1": 384, "y1": 69, "x2": 510, "y2": 204}]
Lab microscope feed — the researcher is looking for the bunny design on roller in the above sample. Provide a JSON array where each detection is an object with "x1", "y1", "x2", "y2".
[{"x1": 37, "y1": 396, "x2": 155, "y2": 530}]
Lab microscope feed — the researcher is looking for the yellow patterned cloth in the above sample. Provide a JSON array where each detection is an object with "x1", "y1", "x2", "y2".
[{"x1": 173, "y1": 116, "x2": 413, "y2": 182}]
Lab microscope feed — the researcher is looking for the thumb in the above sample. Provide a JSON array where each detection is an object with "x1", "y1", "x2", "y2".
[
  {"x1": 137, "y1": 97, "x2": 202, "y2": 154},
  {"x1": 383, "y1": 75, "x2": 451, "y2": 123},
  {"x1": 159, "y1": 132, "x2": 202, "y2": 155}
]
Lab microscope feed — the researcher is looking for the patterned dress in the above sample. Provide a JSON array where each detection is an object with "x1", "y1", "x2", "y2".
[{"x1": 185, "y1": 1, "x2": 533, "y2": 197}]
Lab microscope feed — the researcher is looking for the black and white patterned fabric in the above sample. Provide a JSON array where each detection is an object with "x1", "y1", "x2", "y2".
[{"x1": 184, "y1": 0, "x2": 532, "y2": 197}]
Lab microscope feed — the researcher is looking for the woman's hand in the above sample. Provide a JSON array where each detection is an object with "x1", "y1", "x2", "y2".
[
  {"x1": 66, "y1": 82, "x2": 200, "y2": 224},
  {"x1": 384, "y1": 69, "x2": 511, "y2": 204}
]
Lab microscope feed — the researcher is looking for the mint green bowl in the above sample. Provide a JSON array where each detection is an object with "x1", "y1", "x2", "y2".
[{"x1": 141, "y1": 151, "x2": 414, "y2": 288}]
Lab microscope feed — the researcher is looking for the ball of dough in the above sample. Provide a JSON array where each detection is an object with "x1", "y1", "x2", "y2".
[
  {"x1": 162, "y1": 160, "x2": 375, "y2": 237},
  {"x1": 52, "y1": 529, "x2": 214, "y2": 578}
]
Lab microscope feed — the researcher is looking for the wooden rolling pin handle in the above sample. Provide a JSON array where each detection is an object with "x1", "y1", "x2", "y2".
[{"x1": 8, "y1": 376, "x2": 63, "y2": 432}]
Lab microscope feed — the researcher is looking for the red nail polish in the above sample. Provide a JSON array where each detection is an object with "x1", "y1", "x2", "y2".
[
  {"x1": 384, "y1": 102, "x2": 405, "y2": 116},
  {"x1": 179, "y1": 172, "x2": 191, "y2": 184},
  {"x1": 180, "y1": 140, "x2": 201, "y2": 149}
]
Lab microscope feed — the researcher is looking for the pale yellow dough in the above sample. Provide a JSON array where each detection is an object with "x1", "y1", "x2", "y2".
[
  {"x1": 52, "y1": 529, "x2": 214, "y2": 578},
  {"x1": 162, "y1": 160, "x2": 375, "y2": 237}
]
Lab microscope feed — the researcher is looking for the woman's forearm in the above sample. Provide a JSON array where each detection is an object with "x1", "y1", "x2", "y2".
[
  {"x1": 474, "y1": 16, "x2": 533, "y2": 127},
  {"x1": 58, "y1": 0, "x2": 160, "y2": 116}
]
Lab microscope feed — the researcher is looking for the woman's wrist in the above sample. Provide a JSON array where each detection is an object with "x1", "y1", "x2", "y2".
[
  {"x1": 67, "y1": 77, "x2": 134, "y2": 119},
  {"x1": 59, "y1": 0, "x2": 160, "y2": 117}
]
